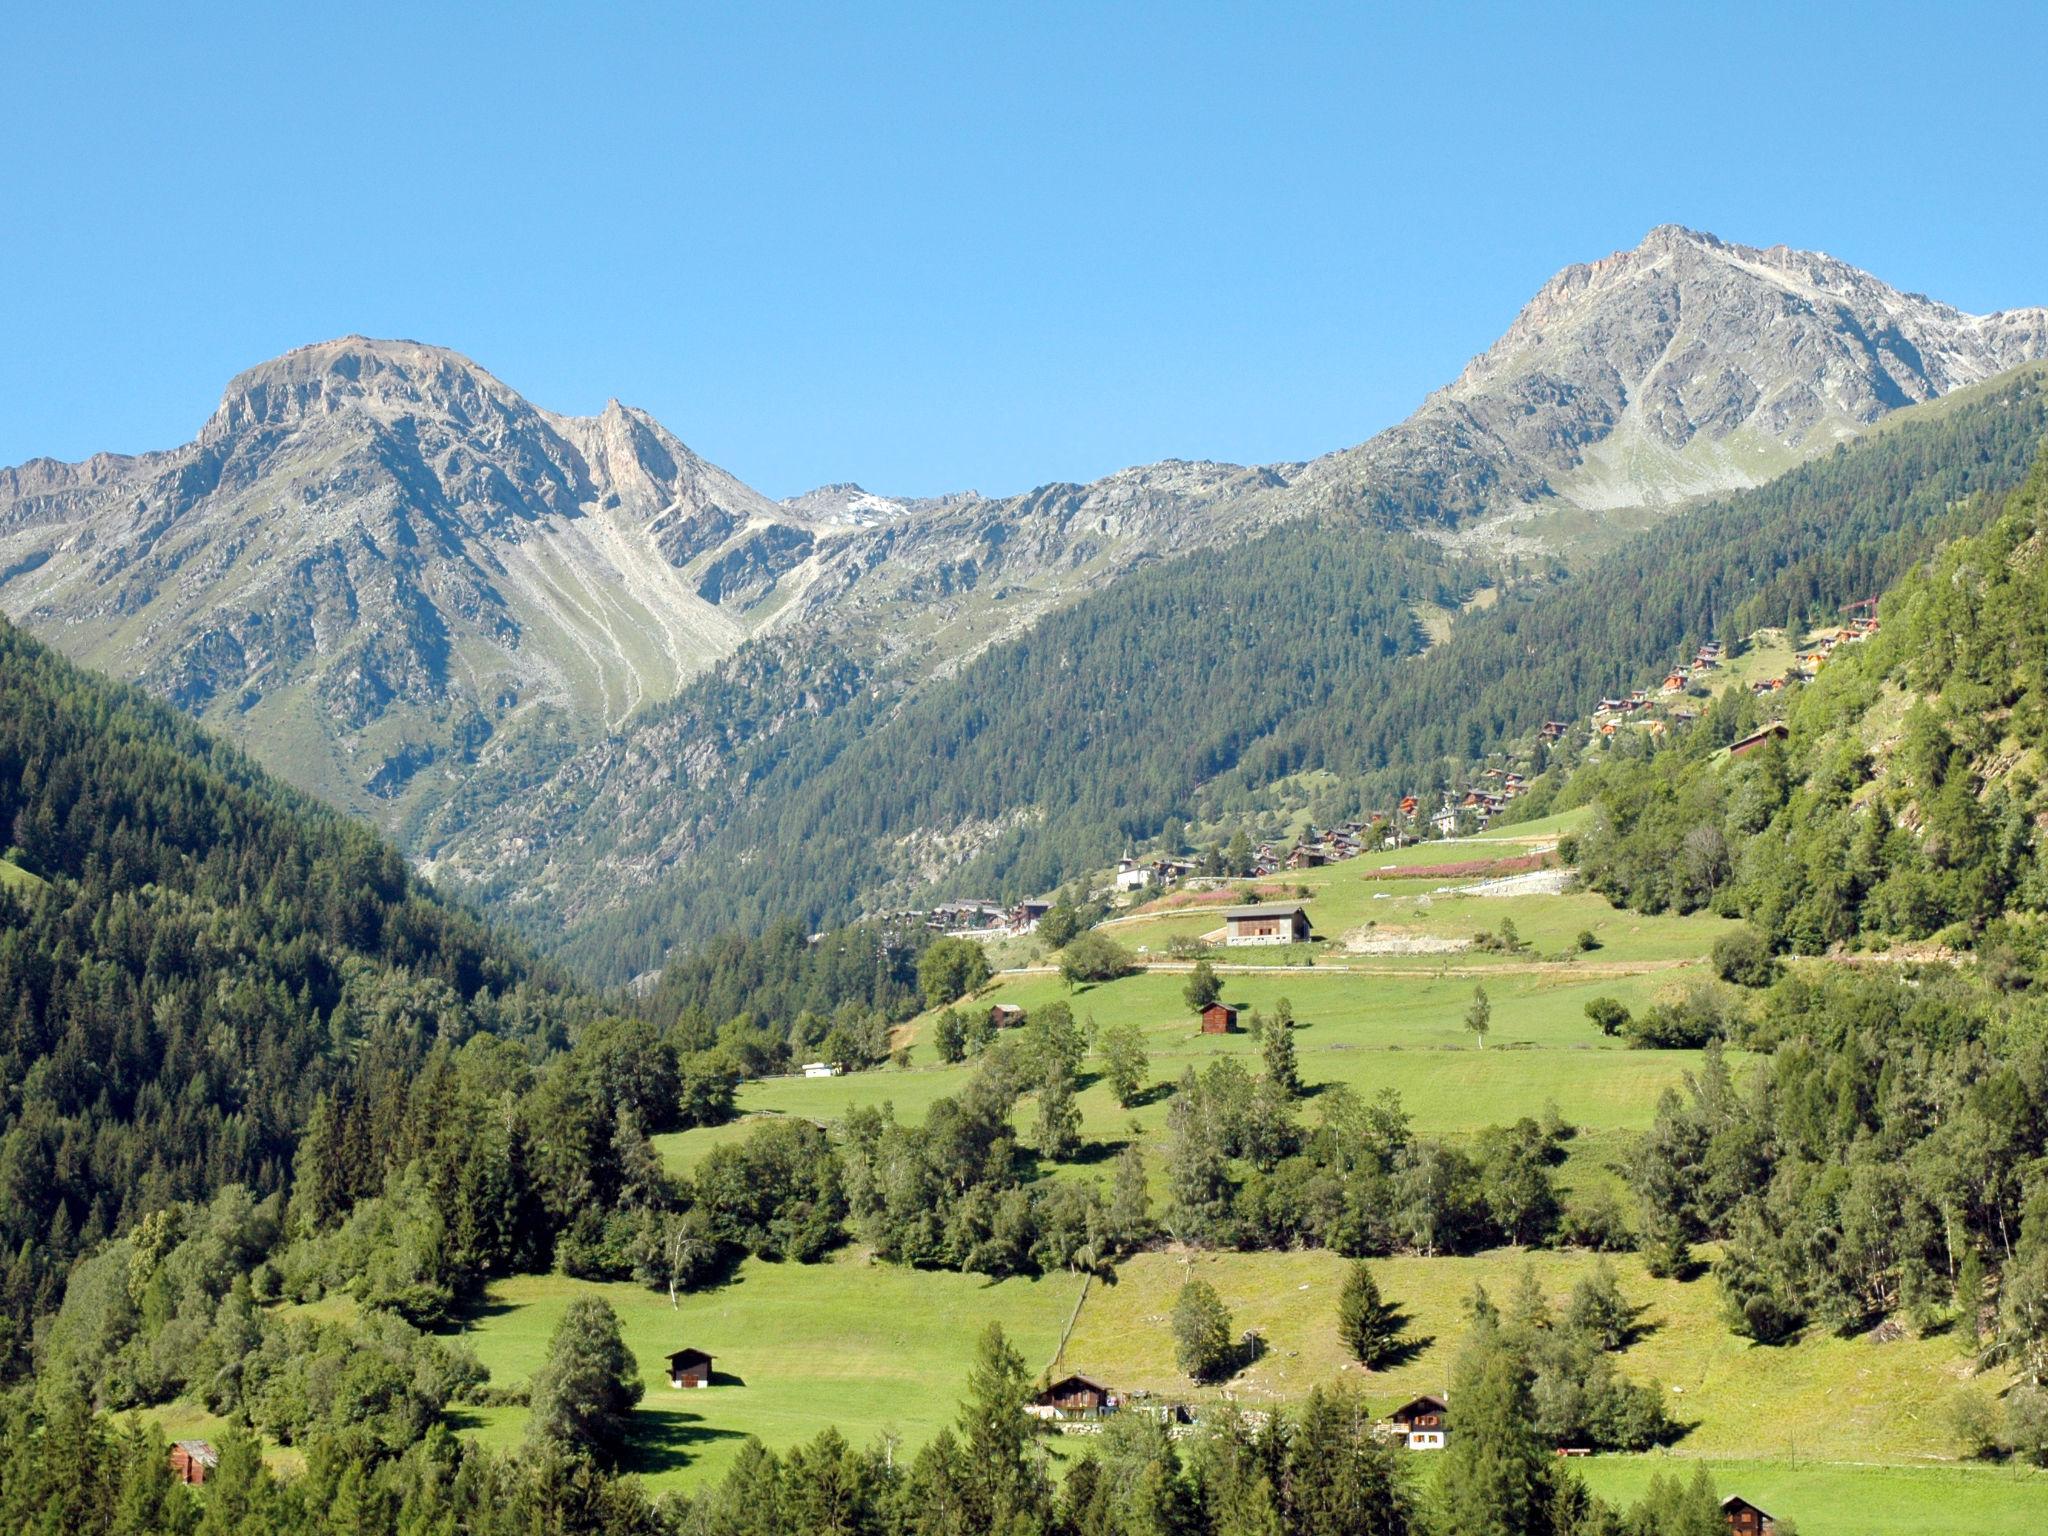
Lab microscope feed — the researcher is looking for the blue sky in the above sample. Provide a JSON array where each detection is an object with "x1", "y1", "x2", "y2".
[{"x1": 3, "y1": 2, "x2": 2044, "y2": 498}]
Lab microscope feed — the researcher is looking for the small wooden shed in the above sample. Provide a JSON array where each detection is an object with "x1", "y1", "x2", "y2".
[
  {"x1": 666, "y1": 1347, "x2": 714, "y2": 1389},
  {"x1": 169, "y1": 1441, "x2": 218, "y2": 1485},
  {"x1": 989, "y1": 1003, "x2": 1027, "y2": 1029},
  {"x1": 1199, "y1": 1002, "x2": 1238, "y2": 1034}
]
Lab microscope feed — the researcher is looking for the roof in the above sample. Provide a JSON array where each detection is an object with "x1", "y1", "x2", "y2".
[
  {"x1": 173, "y1": 1440, "x2": 219, "y2": 1466},
  {"x1": 1388, "y1": 1394, "x2": 1448, "y2": 1420},
  {"x1": 1040, "y1": 1373, "x2": 1116, "y2": 1396},
  {"x1": 1720, "y1": 1495, "x2": 1773, "y2": 1518},
  {"x1": 1223, "y1": 904, "x2": 1309, "y2": 921},
  {"x1": 666, "y1": 1347, "x2": 714, "y2": 1366},
  {"x1": 1202, "y1": 1001, "x2": 1238, "y2": 1015}
]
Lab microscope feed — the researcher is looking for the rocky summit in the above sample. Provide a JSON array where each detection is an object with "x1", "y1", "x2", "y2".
[{"x1": 2, "y1": 229, "x2": 2043, "y2": 906}]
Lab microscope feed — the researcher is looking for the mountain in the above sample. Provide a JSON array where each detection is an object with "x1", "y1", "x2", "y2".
[
  {"x1": 3, "y1": 229, "x2": 2044, "y2": 975},
  {"x1": 452, "y1": 366, "x2": 2048, "y2": 978}
]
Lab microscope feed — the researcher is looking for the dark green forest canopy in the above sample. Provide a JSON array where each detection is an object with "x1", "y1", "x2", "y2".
[
  {"x1": 551, "y1": 366, "x2": 2048, "y2": 977},
  {"x1": 0, "y1": 616, "x2": 586, "y2": 1370}
]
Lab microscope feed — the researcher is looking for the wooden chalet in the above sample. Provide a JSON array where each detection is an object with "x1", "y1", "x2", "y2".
[
  {"x1": 1541, "y1": 720, "x2": 1569, "y2": 740},
  {"x1": 1720, "y1": 1494, "x2": 1775, "y2": 1535},
  {"x1": 1012, "y1": 899, "x2": 1051, "y2": 929},
  {"x1": 170, "y1": 1441, "x2": 218, "y2": 1485},
  {"x1": 1199, "y1": 1001, "x2": 1239, "y2": 1034},
  {"x1": 666, "y1": 1348, "x2": 714, "y2": 1389},
  {"x1": 1386, "y1": 1394, "x2": 1448, "y2": 1451},
  {"x1": 1662, "y1": 670, "x2": 1689, "y2": 692},
  {"x1": 1027, "y1": 1373, "x2": 1122, "y2": 1421},
  {"x1": 1398, "y1": 795, "x2": 1419, "y2": 817},
  {"x1": 1728, "y1": 722, "x2": 1788, "y2": 758},
  {"x1": 1287, "y1": 845, "x2": 1327, "y2": 870},
  {"x1": 1221, "y1": 905, "x2": 1311, "y2": 946},
  {"x1": 989, "y1": 1002, "x2": 1028, "y2": 1029}
]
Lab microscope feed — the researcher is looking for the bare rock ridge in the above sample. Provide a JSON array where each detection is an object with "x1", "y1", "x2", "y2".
[{"x1": 2, "y1": 230, "x2": 2043, "y2": 867}]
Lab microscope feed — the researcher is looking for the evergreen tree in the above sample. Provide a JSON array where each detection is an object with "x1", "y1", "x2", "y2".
[
  {"x1": 1336, "y1": 1261, "x2": 1404, "y2": 1367},
  {"x1": 1107, "y1": 1144, "x2": 1153, "y2": 1255},
  {"x1": 956, "y1": 1323, "x2": 1051, "y2": 1533},
  {"x1": 1437, "y1": 1325, "x2": 1554, "y2": 1536},
  {"x1": 1173, "y1": 1277, "x2": 1235, "y2": 1382},
  {"x1": 1260, "y1": 1012, "x2": 1301, "y2": 1098},
  {"x1": 525, "y1": 1296, "x2": 645, "y2": 1466},
  {"x1": 1036, "y1": 1059, "x2": 1083, "y2": 1162}
]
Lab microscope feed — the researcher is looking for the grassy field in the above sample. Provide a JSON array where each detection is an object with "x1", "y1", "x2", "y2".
[
  {"x1": 1573, "y1": 1457, "x2": 2048, "y2": 1536},
  {"x1": 664, "y1": 961, "x2": 1727, "y2": 1202},
  {"x1": 0, "y1": 855, "x2": 44, "y2": 891},
  {"x1": 449, "y1": 1256, "x2": 1084, "y2": 1489},
  {"x1": 1061, "y1": 1248, "x2": 1983, "y2": 1465}
]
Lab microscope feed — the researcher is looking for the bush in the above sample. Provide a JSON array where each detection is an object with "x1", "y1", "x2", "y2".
[
  {"x1": 1712, "y1": 925, "x2": 1781, "y2": 988},
  {"x1": 919, "y1": 937, "x2": 992, "y2": 1007},
  {"x1": 1584, "y1": 996, "x2": 1630, "y2": 1037},
  {"x1": 1060, "y1": 931, "x2": 1138, "y2": 987}
]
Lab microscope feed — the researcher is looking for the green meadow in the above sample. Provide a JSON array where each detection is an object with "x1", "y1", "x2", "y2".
[
  {"x1": 0, "y1": 855, "x2": 43, "y2": 892},
  {"x1": 448, "y1": 1256, "x2": 1084, "y2": 1488}
]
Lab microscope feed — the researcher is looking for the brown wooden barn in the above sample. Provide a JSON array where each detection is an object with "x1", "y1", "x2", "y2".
[
  {"x1": 1026, "y1": 1373, "x2": 1122, "y2": 1421},
  {"x1": 666, "y1": 1348, "x2": 714, "y2": 1389},
  {"x1": 1720, "y1": 1495, "x2": 1774, "y2": 1534},
  {"x1": 169, "y1": 1441, "x2": 218, "y2": 1485},
  {"x1": 989, "y1": 1003, "x2": 1027, "y2": 1029},
  {"x1": 1199, "y1": 1002, "x2": 1239, "y2": 1034}
]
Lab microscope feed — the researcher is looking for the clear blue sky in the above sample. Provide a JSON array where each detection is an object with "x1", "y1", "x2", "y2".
[{"x1": 4, "y1": 2, "x2": 2044, "y2": 499}]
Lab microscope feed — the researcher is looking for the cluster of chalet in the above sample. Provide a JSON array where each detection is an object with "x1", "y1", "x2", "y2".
[
  {"x1": 1114, "y1": 854, "x2": 1203, "y2": 892},
  {"x1": 1750, "y1": 601, "x2": 1880, "y2": 697},
  {"x1": 908, "y1": 897, "x2": 1052, "y2": 938}
]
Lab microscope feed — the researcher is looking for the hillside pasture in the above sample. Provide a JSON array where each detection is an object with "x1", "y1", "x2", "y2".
[
  {"x1": 1062, "y1": 1248, "x2": 1985, "y2": 1466},
  {"x1": 449, "y1": 1256, "x2": 1083, "y2": 1491}
]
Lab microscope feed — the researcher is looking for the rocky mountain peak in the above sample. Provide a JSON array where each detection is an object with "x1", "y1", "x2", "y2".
[{"x1": 200, "y1": 335, "x2": 537, "y2": 445}]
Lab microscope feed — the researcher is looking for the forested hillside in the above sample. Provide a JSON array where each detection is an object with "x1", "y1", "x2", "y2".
[
  {"x1": 521, "y1": 366, "x2": 2048, "y2": 978},
  {"x1": 1573, "y1": 436, "x2": 2048, "y2": 954},
  {"x1": 542, "y1": 531, "x2": 1477, "y2": 977},
  {"x1": 0, "y1": 616, "x2": 590, "y2": 1371}
]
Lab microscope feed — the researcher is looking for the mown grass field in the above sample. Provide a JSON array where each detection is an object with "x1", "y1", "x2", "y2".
[
  {"x1": 449, "y1": 1256, "x2": 1083, "y2": 1489},
  {"x1": 1572, "y1": 1457, "x2": 2048, "y2": 1536},
  {"x1": 1061, "y1": 1248, "x2": 1979, "y2": 1465}
]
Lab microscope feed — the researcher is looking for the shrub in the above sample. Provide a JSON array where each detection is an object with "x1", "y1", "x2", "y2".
[{"x1": 1712, "y1": 925, "x2": 1781, "y2": 988}]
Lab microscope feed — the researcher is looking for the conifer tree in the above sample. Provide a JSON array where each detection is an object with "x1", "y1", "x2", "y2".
[
  {"x1": 1173, "y1": 1277, "x2": 1235, "y2": 1382},
  {"x1": 1261, "y1": 1011, "x2": 1301, "y2": 1097},
  {"x1": 1036, "y1": 1058, "x2": 1082, "y2": 1162},
  {"x1": 1336, "y1": 1261, "x2": 1404, "y2": 1367}
]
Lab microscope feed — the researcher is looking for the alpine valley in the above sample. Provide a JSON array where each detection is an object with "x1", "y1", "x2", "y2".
[{"x1": 13, "y1": 213, "x2": 2048, "y2": 1536}]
